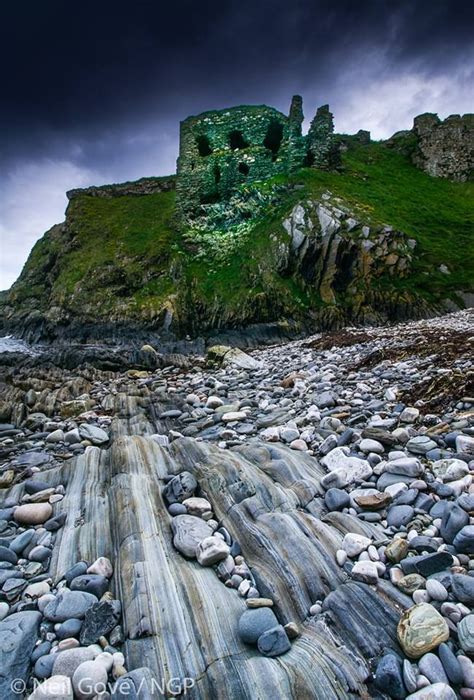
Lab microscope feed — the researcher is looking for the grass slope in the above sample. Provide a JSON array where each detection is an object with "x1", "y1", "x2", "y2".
[{"x1": 8, "y1": 142, "x2": 474, "y2": 329}]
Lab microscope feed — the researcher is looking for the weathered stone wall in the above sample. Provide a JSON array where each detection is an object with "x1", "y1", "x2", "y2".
[
  {"x1": 67, "y1": 176, "x2": 176, "y2": 200},
  {"x1": 412, "y1": 113, "x2": 474, "y2": 182},
  {"x1": 175, "y1": 96, "x2": 338, "y2": 222},
  {"x1": 307, "y1": 104, "x2": 339, "y2": 169},
  {"x1": 176, "y1": 104, "x2": 291, "y2": 220}
]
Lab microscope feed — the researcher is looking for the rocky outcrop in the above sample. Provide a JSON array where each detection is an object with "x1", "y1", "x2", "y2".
[
  {"x1": 281, "y1": 192, "x2": 416, "y2": 306},
  {"x1": 388, "y1": 113, "x2": 474, "y2": 182},
  {"x1": 66, "y1": 176, "x2": 176, "y2": 200}
]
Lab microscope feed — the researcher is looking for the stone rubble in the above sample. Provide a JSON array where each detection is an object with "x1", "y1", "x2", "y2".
[{"x1": 0, "y1": 308, "x2": 473, "y2": 698}]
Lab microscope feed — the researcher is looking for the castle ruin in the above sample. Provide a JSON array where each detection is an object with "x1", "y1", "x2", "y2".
[{"x1": 175, "y1": 96, "x2": 337, "y2": 221}]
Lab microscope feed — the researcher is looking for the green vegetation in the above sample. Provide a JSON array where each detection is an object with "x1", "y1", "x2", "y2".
[
  {"x1": 6, "y1": 141, "x2": 473, "y2": 332},
  {"x1": 292, "y1": 143, "x2": 474, "y2": 298}
]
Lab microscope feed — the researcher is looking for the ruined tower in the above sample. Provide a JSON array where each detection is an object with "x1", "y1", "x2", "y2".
[
  {"x1": 176, "y1": 96, "x2": 339, "y2": 222},
  {"x1": 307, "y1": 104, "x2": 339, "y2": 169}
]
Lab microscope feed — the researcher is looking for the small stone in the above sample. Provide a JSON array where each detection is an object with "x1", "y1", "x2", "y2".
[
  {"x1": 458, "y1": 615, "x2": 474, "y2": 655},
  {"x1": 397, "y1": 603, "x2": 449, "y2": 658},
  {"x1": 438, "y1": 643, "x2": 464, "y2": 685},
  {"x1": 72, "y1": 660, "x2": 108, "y2": 699},
  {"x1": 418, "y1": 652, "x2": 449, "y2": 684},
  {"x1": 182, "y1": 497, "x2": 212, "y2": 517},
  {"x1": 354, "y1": 491, "x2": 391, "y2": 510},
  {"x1": 238, "y1": 607, "x2": 278, "y2": 644},
  {"x1": 325, "y1": 488, "x2": 350, "y2": 511},
  {"x1": 375, "y1": 653, "x2": 406, "y2": 699},
  {"x1": 86, "y1": 557, "x2": 113, "y2": 579},
  {"x1": 451, "y1": 574, "x2": 474, "y2": 605},
  {"x1": 257, "y1": 624, "x2": 291, "y2": 657},
  {"x1": 80, "y1": 600, "x2": 121, "y2": 645},
  {"x1": 78, "y1": 424, "x2": 109, "y2": 445},
  {"x1": 403, "y1": 659, "x2": 418, "y2": 693},
  {"x1": 386, "y1": 538, "x2": 409, "y2": 563},
  {"x1": 246, "y1": 598, "x2": 273, "y2": 608},
  {"x1": 195, "y1": 536, "x2": 230, "y2": 566},
  {"x1": 284, "y1": 622, "x2": 300, "y2": 639},
  {"x1": 405, "y1": 683, "x2": 456, "y2": 699},
  {"x1": 52, "y1": 647, "x2": 96, "y2": 678},
  {"x1": 400, "y1": 552, "x2": 453, "y2": 577},
  {"x1": 400, "y1": 407, "x2": 420, "y2": 423},
  {"x1": 163, "y1": 472, "x2": 198, "y2": 504},
  {"x1": 359, "y1": 438, "x2": 385, "y2": 454},
  {"x1": 425, "y1": 579, "x2": 448, "y2": 602},
  {"x1": 453, "y1": 526, "x2": 474, "y2": 554},
  {"x1": 406, "y1": 436, "x2": 437, "y2": 455},
  {"x1": 14, "y1": 503, "x2": 53, "y2": 525},
  {"x1": 28, "y1": 675, "x2": 73, "y2": 699},
  {"x1": 440, "y1": 503, "x2": 469, "y2": 544},
  {"x1": 387, "y1": 505, "x2": 414, "y2": 527},
  {"x1": 171, "y1": 515, "x2": 213, "y2": 558},
  {"x1": 44, "y1": 590, "x2": 98, "y2": 622},
  {"x1": 342, "y1": 533, "x2": 371, "y2": 557},
  {"x1": 336, "y1": 550, "x2": 347, "y2": 566},
  {"x1": 351, "y1": 560, "x2": 379, "y2": 585}
]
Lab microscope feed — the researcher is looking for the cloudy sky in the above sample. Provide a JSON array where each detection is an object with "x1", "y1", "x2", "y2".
[{"x1": 1, "y1": 0, "x2": 473, "y2": 289}]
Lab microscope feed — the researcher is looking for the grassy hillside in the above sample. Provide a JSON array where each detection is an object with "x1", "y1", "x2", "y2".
[
  {"x1": 5, "y1": 141, "x2": 473, "y2": 336},
  {"x1": 294, "y1": 143, "x2": 474, "y2": 300}
]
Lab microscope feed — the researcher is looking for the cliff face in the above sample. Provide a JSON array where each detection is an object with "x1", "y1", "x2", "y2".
[{"x1": 1, "y1": 142, "x2": 473, "y2": 344}]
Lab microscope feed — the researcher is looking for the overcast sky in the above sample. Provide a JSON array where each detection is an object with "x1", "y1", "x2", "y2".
[{"x1": 1, "y1": 0, "x2": 473, "y2": 289}]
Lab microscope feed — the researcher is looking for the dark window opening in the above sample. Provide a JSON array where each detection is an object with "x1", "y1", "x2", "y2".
[
  {"x1": 200, "y1": 192, "x2": 220, "y2": 205},
  {"x1": 238, "y1": 162, "x2": 249, "y2": 175},
  {"x1": 229, "y1": 130, "x2": 249, "y2": 150},
  {"x1": 303, "y1": 150, "x2": 315, "y2": 167},
  {"x1": 214, "y1": 164, "x2": 221, "y2": 183},
  {"x1": 263, "y1": 120, "x2": 284, "y2": 161},
  {"x1": 191, "y1": 161, "x2": 195, "y2": 170},
  {"x1": 196, "y1": 134, "x2": 212, "y2": 156}
]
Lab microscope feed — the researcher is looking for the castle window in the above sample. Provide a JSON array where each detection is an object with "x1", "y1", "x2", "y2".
[
  {"x1": 229, "y1": 130, "x2": 249, "y2": 150},
  {"x1": 196, "y1": 134, "x2": 212, "y2": 156},
  {"x1": 238, "y1": 162, "x2": 249, "y2": 175},
  {"x1": 263, "y1": 119, "x2": 284, "y2": 161},
  {"x1": 214, "y1": 164, "x2": 221, "y2": 183}
]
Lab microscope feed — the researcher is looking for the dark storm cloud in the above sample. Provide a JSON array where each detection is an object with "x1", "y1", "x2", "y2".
[{"x1": 1, "y1": 0, "x2": 473, "y2": 288}]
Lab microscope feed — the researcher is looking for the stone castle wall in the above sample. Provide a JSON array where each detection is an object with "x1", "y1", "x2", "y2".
[
  {"x1": 175, "y1": 96, "x2": 337, "y2": 221},
  {"x1": 412, "y1": 113, "x2": 473, "y2": 182}
]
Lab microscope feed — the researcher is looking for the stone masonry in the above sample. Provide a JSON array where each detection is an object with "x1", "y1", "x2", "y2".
[
  {"x1": 412, "y1": 113, "x2": 473, "y2": 182},
  {"x1": 175, "y1": 96, "x2": 337, "y2": 221}
]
